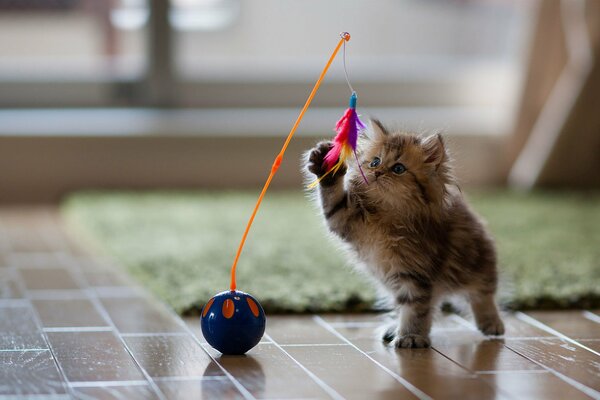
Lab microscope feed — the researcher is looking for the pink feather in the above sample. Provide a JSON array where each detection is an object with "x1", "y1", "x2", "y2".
[{"x1": 322, "y1": 94, "x2": 368, "y2": 183}]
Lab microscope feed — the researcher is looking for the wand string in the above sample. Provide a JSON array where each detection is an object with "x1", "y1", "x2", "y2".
[
  {"x1": 342, "y1": 38, "x2": 354, "y2": 94},
  {"x1": 229, "y1": 32, "x2": 351, "y2": 291}
]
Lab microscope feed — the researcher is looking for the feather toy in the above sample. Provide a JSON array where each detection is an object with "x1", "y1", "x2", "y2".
[{"x1": 310, "y1": 92, "x2": 369, "y2": 188}]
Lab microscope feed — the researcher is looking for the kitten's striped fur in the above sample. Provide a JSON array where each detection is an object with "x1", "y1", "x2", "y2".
[{"x1": 305, "y1": 120, "x2": 504, "y2": 348}]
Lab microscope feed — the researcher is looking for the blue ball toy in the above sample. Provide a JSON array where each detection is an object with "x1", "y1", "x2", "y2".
[{"x1": 201, "y1": 290, "x2": 266, "y2": 355}]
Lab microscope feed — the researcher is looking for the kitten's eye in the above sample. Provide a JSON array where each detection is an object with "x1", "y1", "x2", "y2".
[
  {"x1": 392, "y1": 163, "x2": 406, "y2": 174},
  {"x1": 370, "y1": 157, "x2": 381, "y2": 168}
]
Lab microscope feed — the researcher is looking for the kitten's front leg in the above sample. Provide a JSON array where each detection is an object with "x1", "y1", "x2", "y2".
[
  {"x1": 307, "y1": 142, "x2": 353, "y2": 237},
  {"x1": 386, "y1": 280, "x2": 434, "y2": 348}
]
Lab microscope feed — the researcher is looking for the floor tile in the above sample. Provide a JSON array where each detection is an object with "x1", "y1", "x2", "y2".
[
  {"x1": 0, "y1": 350, "x2": 66, "y2": 395},
  {"x1": 33, "y1": 298, "x2": 109, "y2": 328},
  {"x1": 480, "y1": 371, "x2": 593, "y2": 400},
  {"x1": 500, "y1": 313, "x2": 555, "y2": 338},
  {"x1": 525, "y1": 311, "x2": 600, "y2": 339},
  {"x1": 267, "y1": 316, "x2": 344, "y2": 345},
  {"x1": 157, "y1": 378, "x2": 244, "y2": 400},
  {"x1": 506, "y1": 338, "x2": 600, "y2": 392},
  {"x1": 71, "y1": 384, "x2": 159, "y2": 400},
  {"x1": 77, "y1": 259, "x2": 132, "y2": 287},
  {"x1": 207, "y1": 343, "x2": 334, "y2": 399},
  {"x1": 47, "y1": 331, "x2": 145, "y2": 382},
  {"x1": 83, "y1": 270, "x2": 131, "y2": 288},
  {"x1": 333, "y1": 324, "x2": 507, "y2": 400},
  {"x1": 284, "y1": 344, "x2": 420, "y2": 400},
  {"x1": 0, "y1": 305, "x2": 46, "y2": 350},
  {"x1": 6, "y1": 229, "x2": 57, "y2": 252},
  {"x1": 124, "y1": 335, "x2": 220, "y2": 378},
  {"x1": 20, "y1": 267, "x2": 81, "y2": 290},
  {"x1": 100, "y1": 297, "x2": 185, "y2": 334},
  {"x1": 432, "y1": 337, "x2": 544, "y2": 372},
  {"x1": 8, "y1": 252, "x2": 71, "y2": 269}
]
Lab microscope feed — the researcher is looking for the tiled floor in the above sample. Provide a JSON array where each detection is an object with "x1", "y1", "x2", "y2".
[{"x1": 1, "y1": 207, "x2": 599, "y2": 399}]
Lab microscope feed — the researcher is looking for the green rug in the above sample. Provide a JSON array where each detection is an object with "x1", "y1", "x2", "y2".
[{"x1": 62, "y1": 190, "x2": 600, "y2": 314}]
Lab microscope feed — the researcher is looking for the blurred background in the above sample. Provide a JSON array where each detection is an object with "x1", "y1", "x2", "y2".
[{"x1": 0, "y1": 0, "x2": 598, "y2": 202}]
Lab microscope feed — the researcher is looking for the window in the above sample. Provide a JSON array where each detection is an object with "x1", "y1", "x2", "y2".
[
  {"x1": 0, "y1": 0, "x2": 533, "y2": 118},
  {"x1": 0, "y1": 0, "x2": 148, "y2": 106}
]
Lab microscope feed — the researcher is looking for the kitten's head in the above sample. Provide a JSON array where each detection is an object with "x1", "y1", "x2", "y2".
[{"x1": 352, "y1": 119, "x2": 455, "y2": 212}]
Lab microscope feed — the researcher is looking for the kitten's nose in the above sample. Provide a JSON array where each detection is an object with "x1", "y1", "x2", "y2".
[{"x1": 374, "y1": 171, "x2": 382, "y2": 178}]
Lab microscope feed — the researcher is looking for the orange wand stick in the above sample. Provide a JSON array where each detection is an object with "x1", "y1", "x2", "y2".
[{"x1": 229, "y1": 32, "x2": 351, "y2": 291}]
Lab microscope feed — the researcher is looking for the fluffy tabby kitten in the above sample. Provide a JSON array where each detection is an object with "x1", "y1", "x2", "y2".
[{"x1": 305, "y1": 120, "x2": 504, "y2": 348}]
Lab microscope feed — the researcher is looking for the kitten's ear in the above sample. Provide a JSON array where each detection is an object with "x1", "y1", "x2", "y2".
[
  {"x1": 422, "y1": 133, "x2": 447, "y2": 169},
  {"x1": 367, "y1": 119, "x2": 388, "y2": 141}
]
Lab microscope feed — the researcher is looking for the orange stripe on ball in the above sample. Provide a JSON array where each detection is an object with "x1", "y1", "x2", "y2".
[
  {"x1": 202, "y1": 298, "x2": 215, "y2": 317},
  {"x1": 222, "y1": 299, "x2": 235, "y2": 319},
  {"x1": 246, "y1": 297, "x2": 260, "y2": 317}
]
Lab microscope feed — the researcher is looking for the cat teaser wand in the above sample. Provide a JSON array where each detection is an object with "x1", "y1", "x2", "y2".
[{"x1": 200, "y1": 32, "x2": 366, "y2": 355}]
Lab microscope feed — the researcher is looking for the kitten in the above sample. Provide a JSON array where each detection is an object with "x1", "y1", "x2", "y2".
[{"x1": 305, "y1": 120, "x2": 504, "y2": 348}]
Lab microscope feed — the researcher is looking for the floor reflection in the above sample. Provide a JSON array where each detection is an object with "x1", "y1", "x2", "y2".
[{"x1": 203, "y1": 354, "x2": 265, "y2": 399}]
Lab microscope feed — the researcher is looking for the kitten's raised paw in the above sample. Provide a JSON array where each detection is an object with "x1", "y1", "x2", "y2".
[
  {"x1": 307, "y1": 141, "x2": 333, "y2": 177},
  {"x1": 478, "y1": 318, "x2": 505, "y2": 336},
  {"x1": 307, "y1": 141, "x2": 346, "y2": 182},
  {"x1": 394, "y1": 334, "x2": 431, "y2": 349}
]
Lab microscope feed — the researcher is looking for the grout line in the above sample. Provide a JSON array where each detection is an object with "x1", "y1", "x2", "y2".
[
  {"x1": 0, "y1": 299, "x2": 29, "y2": 307},
  {"x1": 264, "y1": 333, "x2": 346, "y2": 400},
  {"x1": 28, "y1": 290, "x2": 88, "y2": 300},
  {"x1": 0, "y1": 348, "x2": 50, "y2": 352},
  {"x1": 449, "y1": 313, "x2": 556, "y2": 341},
  {"x1": 43, "y1": 327, "x2": 113, "y2": 333},
  {"x1": 516, "y1": 312, "x2": 600, "y2": 357},
  {"x1": 280, "y1": 343, "x2": 350, "y2": 347},
  {"x1": 199, "y1": 341, "x2": 272, "y2": 347},
  {"x1": 313, "y1": 316, "x2": 433, "y2": 400},
  {"x1": 69, "y1": 380, "x2": 149, "y2": 388},
  {"x1": 476, "y1": 370, "x2": 550, "y2": 375},
  {"x1": 583, "y1": 310, "x2": 600, "y2": 324},
  {"x1": 0, "y1": 395, "x2": 69, "y2": 400},
  {"x1": 153, "y1": 375, "x2": 229, "y2": 382},
  {"x1": 448, "y1": 314, "x2": 482, "y2": 331},
  {"x1": 327, "y1": 322, "x2": 381, "y2": 328},
  {"x1": 120, "y1": 332, "x2": 191, "y2": 337}
]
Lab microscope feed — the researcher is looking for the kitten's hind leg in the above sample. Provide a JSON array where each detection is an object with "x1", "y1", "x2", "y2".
[
  {"x1": 469, "y1": 291, "x2": 504, "y2": 336},
  {"x1": 380, "y1": 321, "x2": 397, "y2": 343}
]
